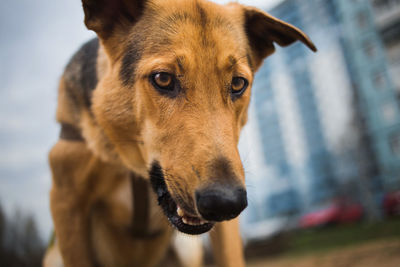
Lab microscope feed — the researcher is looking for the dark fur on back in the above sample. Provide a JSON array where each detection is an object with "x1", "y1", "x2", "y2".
[{"x1": 64, "y1": 38, "x2": 99, "y2": 109}]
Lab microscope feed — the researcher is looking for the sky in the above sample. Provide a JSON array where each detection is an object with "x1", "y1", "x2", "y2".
[
  {"x1": 214, "y1": 0, "x2": 282, "y2": 6},
  {"x1": 0, "y1": 0, "x2": 283, "y2": 240}
]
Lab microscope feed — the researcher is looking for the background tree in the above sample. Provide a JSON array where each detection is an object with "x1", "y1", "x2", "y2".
[{"x1": 0, "y1": 202, "x2": 45, "y2": 267}]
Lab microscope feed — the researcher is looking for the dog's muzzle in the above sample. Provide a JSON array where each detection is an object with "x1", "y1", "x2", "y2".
[
  {"x1": 149, "y1": 161, "x2": 247, "y2": 235},
  {"x1": 149, "y1": 161, "x2": 215, "y2": 235}
]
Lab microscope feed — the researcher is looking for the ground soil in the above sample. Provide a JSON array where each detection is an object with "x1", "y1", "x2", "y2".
[{"x1": 247, "y1": 238, "x2": 400, "y2": 267}]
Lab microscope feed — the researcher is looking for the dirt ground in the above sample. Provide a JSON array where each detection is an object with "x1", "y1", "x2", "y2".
[{"x1": 247, "y1": 239, "x2": 400, "y2": 267}]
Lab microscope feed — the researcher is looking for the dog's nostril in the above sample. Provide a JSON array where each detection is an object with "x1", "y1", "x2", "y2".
[{"x1": 196, "y1": 186, "x2": 247, "y2": 222}]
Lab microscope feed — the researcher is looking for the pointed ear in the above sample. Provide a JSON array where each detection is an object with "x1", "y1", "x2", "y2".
[
  {"x1": 243, "y1": 7, "x2": 317, "y2": 70},
  {"x1": 82, "y1": 0, "x2": 147, "y2": 39}
]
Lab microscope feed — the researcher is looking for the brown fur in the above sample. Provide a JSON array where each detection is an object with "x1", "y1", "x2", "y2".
[{"x1": 47, "y1": 0, "x2": 316, "y2": 266}]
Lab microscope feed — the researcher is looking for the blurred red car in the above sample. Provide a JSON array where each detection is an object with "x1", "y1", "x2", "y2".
[
  {"x1": 299, "y1": 199, "x2": 363, "y2": 228},
  {"x1": 383, "y1": 191, "x2": 400, "y2": 216}
]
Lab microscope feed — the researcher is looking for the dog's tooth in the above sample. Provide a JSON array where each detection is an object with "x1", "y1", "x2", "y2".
[
  {"x1": 183, "y1": 217, "x2": 197, "y2": 226},
  {"x1": 199, "y1": 219, "x2": 209, "y2": 225},
  {"x1": 188, "y1": 220, "x2": 197, "y2": 225},
  {"x1": 177, "y1": 207, "x2": 184, "y2": 217},
  {"x1": 191, "y1": 218, "x2": 202, "y2": 226}
]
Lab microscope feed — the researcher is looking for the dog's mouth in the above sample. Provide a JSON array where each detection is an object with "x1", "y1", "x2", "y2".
[{"x1": 149, "y1": 162, "x2": 214, "y2": 235}]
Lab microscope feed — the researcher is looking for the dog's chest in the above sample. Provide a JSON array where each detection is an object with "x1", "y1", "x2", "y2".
[
  {"x1": 103, "y1": 175, "x2": 167, "y2": 233},
  {"x1": 91, "y1": 175, "x2": 172, "y2": 266},
  {"x1": 104, "y1": 175, "x2": 134, "y2": 226},
  {"x1": 114, "y1": 176, "x2": 132, "y2": 208}
]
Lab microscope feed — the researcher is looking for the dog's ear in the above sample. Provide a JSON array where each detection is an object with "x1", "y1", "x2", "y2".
[
  {"x1": 82, "y1": 0, "x2": 146, "y2": 39},
  {"x1": 244, "y1": 7, "x2": 317, "y2": 70}
]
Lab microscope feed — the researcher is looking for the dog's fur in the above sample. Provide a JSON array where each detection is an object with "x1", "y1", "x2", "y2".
[{"x1": 46, "y1": 0, "x2": 316, "y2": 266}]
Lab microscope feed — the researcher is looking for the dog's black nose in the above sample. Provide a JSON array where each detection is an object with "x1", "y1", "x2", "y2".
[{"x1": 196, "y1": 185, "x2": 247, "y2": 222}]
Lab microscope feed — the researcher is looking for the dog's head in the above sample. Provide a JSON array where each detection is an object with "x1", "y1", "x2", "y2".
[{"x1": 85, "y1": 0, "x2": 316, "y2": 234}]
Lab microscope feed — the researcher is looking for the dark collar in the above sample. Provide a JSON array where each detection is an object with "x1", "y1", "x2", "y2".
[{"x1": 60, "y1": 123, "x2": 84, "y2": 141}]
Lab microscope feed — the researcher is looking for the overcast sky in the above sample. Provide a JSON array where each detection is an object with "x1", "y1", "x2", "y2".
[
  {"x1": 215, "y1": 0, "x2": 282, "y2": 7},
  {"x1": 0, "y1": 0, "x2": 283, "y2": 239}
]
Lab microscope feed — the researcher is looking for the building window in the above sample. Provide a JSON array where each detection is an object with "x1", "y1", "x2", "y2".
[
  {"x1": 356, "y1": 11, "x2": 368, "y2": 28},
  {"x1": 382, "y1": 102, "x2": 397, "y2": 123},
  {"x1": 373, "y1": 72, "x2": 386, "y2": 90},
  {"x1": 389, "y1": 133, "x2": 400, "y2": 156},
  {"x1": 363, "y1": 40, "x2": 376, "y2": 58}
]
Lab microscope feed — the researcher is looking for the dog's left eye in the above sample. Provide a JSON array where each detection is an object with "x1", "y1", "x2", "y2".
[
  {"x1": 151, "y1": 72, "x2": 175, "y2": 92},
  {"x1": 231, "y1": 77, "x2": 248, "y2": 98}
]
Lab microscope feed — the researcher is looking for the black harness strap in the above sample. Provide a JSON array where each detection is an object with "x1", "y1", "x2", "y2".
[
  {"x1": 60, "y1": 123, "x2": 84, "y2": 142},
  {"x1": 130, "y1": 173, "x2": 163, "y2": 239}
]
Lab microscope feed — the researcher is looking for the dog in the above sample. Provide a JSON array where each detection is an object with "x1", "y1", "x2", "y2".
[{"x1": 45, "y1": 0, "x2": 316, "y2": 266}]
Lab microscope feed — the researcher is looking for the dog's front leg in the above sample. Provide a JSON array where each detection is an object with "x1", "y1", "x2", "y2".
[
  {"x1": 209, "y1": 218, "x2": 245, "y2": 267},
  {"x1": 49, "y1": 140, "x2": 101, "y2": 267}
]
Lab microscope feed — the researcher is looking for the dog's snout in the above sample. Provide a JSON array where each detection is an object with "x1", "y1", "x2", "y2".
[{"x1": 196, "y1": 185, "x2": 247, "y2": 222}]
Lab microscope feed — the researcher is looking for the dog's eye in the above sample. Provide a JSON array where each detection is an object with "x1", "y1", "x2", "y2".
[
  {"x1": 151, "y1": 72, "x2": 175, "y2": 91},
  {"x1": 231, "y1": 77, "x2": 248, "y2": 98}
]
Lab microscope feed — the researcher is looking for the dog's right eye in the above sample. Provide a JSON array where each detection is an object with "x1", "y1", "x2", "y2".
[{"x1": 151, "y1": 72, "x2": 175, "y2": 92}]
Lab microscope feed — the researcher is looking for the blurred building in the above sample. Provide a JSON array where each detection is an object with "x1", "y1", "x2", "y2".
[
  {"x1": 370, "y1": 0, "x2": 400, "y2": 186},
  {"x1": 372, "y1": 0, "x2": 400, "y2": 92},
  {"x1": 337, "y1": 0, "x2": 400, "y2": 191},
  {"x1": 242, "y1": 0, "x2": 400, "y2": 229}
]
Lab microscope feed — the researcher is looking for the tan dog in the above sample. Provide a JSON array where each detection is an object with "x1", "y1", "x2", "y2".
[{"x1": 46, "y1": 0, "x2": 316, "y2": 266}]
